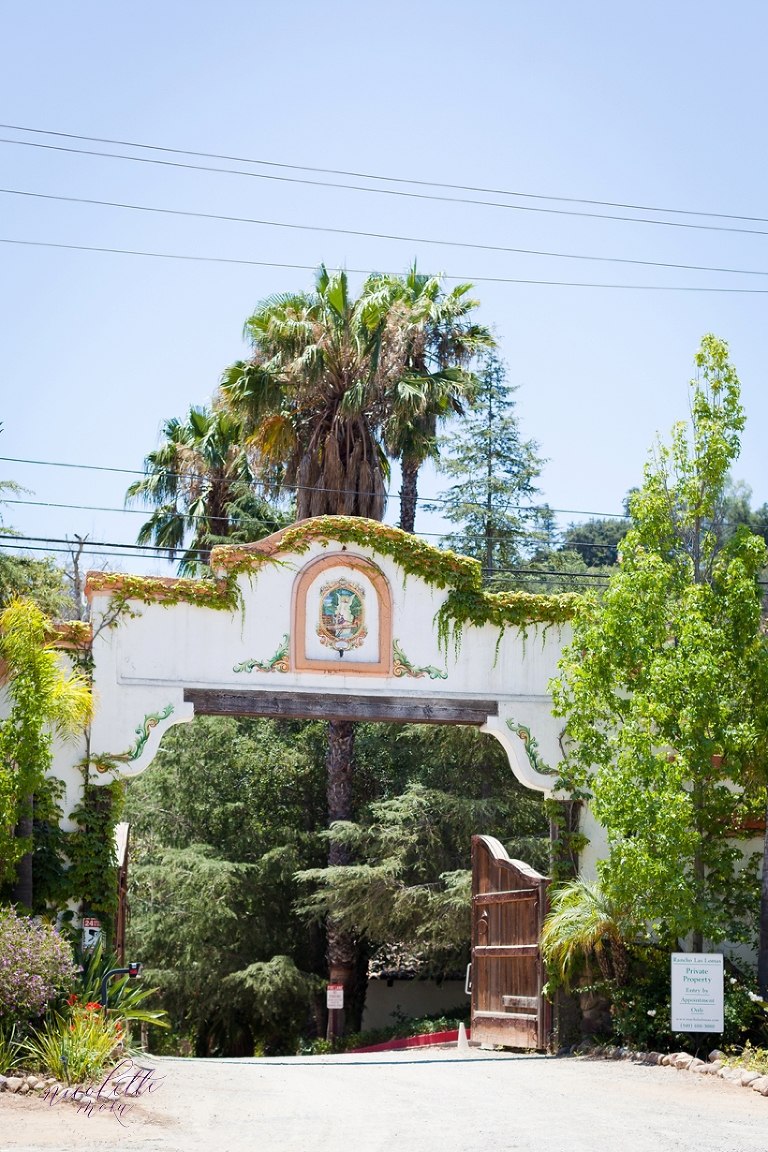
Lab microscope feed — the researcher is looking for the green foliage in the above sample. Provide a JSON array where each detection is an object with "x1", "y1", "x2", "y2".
[
  {"x1": 22, "y1": 1004, "x2": 123, "y2": 1083},
  {"x1": 74, "y1": 939, "x2": 168, "y2": 1029},
  {"x1": 297, "y1": 741, "x2": 549, "y2": 972},
  {"x1": 560, "y1": 518, "x2": 628, "y2": 568},
  {"x1": 0, "y1": 599, "x2": 92, "y2": 887},
  {"x1": 433, "y1": 353, "x2": 550, "y2": 575},
  {"x1": 0, "y1": 554, "x2": 69, "y2": 615},
  {"x1": 0, "y1": 1022, "x2": 23, "y2": 1074},
  {"x1": 222, "y1": 956, "x2": 322, "y2": 1053},
  {"x1": 605, "y1": 946, "x2": 766, "y2": 1053},
  {"x1": 66, "y1": 779, "x2": 125, "y2": 935},
  {"x1": 126, "y1": 404, "x2": 287, "y2": 575},
  {"x1": 124, "y1": 716, "x2": 547, "y2": 1052},
  {"x1": 222, "y1": 264, "x2": 491, "y2": 524},
  {"x1": 551, "y1": 335, "x2": 768, "y2": 947},
  {"x1": 212, "y1": 515, "x2": 580, "y2": 652},
  {"x1": 30, "y1": 775, "x2": 70, "y2": 915},
  {"x1": 124, "y1": 717, "x2": 328, "y2": 1055},
  {"x1": 541, "y1": 878, "x2": 630, "y2": 988}
]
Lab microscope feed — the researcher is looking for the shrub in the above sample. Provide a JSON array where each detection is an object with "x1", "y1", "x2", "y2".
[
  {"x1": 0, "y1": 906, "x2": 76, "y2": 1023},
  {"x1": 22, "y1": 1003, "x2": 123, "y2": 1083},
  {"x1": 0, "y1": 1021, "x2": 22, "y2": 1075}
]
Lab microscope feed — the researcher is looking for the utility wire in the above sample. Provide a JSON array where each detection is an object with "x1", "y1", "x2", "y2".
[
  {"x1": 6, "y1": 187, "x2": 768, "y2": 280},
  {"x1": 4, "y1": 122, "x2": 768, "y2": 227},
  {"x1": 0, "y1": 530, "x2": 625, "y2": 551},
  {"x1": 7, "y1": 237, "x2": 768, "y2": 293},
  {"x1": 7, "y1": 136, "x2": 768, "y2": 238},
  {"x1": 0, "y1": 538, "x2": 621, "y2": 583},
  {"x1": 4, "y1": 539, "x2": 765, "y2": 587},
  {"x1": 0, "y1": 455, "x2": 626, "y2": 517}
]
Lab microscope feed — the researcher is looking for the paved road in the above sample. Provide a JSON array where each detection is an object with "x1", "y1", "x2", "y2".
[{"x1": 2, "y1": 1049, "x2": 767, "y2": 1152}]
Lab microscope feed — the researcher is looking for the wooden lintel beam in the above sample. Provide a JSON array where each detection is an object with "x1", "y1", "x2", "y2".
[{"x1": 183, "y1": 688, "x2": 499, "y2": 726}]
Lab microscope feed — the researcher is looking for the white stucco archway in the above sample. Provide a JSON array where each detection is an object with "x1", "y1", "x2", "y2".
[{"x1": 76, "y1": 521, "x2": 571, "y2": 796}]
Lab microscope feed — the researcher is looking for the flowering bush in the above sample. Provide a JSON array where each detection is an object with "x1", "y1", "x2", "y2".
[
  {"x1": 0, "y1": 906, "x2": 76, "y2": 1023},
  {"x1": 23, "y1": 1002, "x2": 123, "y2": 1082}
]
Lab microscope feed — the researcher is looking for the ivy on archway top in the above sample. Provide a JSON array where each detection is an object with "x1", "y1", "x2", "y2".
[{"x1": 86, "y1": 518, "x2": 579, "y2": 653}]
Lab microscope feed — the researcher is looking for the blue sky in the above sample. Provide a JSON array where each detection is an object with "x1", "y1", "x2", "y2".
[{"x1": 1, "y1": 1, "x2": 767, "y2": 575}]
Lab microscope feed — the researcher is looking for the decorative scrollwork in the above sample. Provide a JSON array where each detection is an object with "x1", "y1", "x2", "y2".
[
  {"x1": 100, "y1": 703, "x2": 175, "y2": 769},
  {"x1": 392, "y1": 638, "x2": 447, "y2": 680},
  {"x1": 234, "y1": 634, "x2": 290, "y2": 674},
  {"x1": 507, "y1": 719, "x2": 556, "y2": 775}
]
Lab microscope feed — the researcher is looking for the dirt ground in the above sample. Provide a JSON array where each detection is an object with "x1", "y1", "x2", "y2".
[{"x1": 1, "y1": 1048, "x2": 767, "y2": 1152}]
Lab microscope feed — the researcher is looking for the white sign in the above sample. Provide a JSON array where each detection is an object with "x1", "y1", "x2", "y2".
[
  {"x1": 671, "y1": 953, "x2": 723, "y2": 1032},
  {"x1": 81, "y1": 917, "x2": 102, "y2": 952},
  {"x1": 326, "y1": 984, "x2": 344, "y2": 1009}
]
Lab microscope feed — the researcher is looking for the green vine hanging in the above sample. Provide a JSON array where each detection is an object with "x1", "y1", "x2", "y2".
[{"x1": 211, "y1": 517, "x2": 581, "y2": 652}]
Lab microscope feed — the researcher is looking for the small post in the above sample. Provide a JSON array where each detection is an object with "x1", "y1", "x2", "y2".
[{"x1": 101, "y1": 962, "x2": 142, "y2": 1013}]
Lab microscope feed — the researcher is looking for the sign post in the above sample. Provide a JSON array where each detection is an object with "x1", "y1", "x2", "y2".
[
  {"x1": 671, "y1": 953, "x2": 723, "y2": 1033},
  {"x1": 326, "y1": 983, "x2": 344, "y2": 1040},
  {"x1": 326, "y1": 984, "x2": 344, "y2": 1010}
]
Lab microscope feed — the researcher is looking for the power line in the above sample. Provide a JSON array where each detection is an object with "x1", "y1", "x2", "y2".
[
  {"x1": 0, "y1": 457, "x2": 631, "y2": 518},
  {"x1": 3, "y1": 539, "x2": 765, "y2": 587},
  {"x1": 0, "y1": 495, "x2": 621, "y2": 526},
  {"x1": 7, "y1": 237, "x2": 768, "y2": 294},
  {"x1": 6, "y1": 135, "x2": 768, "y2": 238},
  {"x1": 6, "y1": 186, "x2": 768, "y2": 280},
  {"x1": 4, "y1": 121, "x2": 768, "y2": 227}
]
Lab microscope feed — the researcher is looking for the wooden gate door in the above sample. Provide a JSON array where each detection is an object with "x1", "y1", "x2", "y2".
[{"x1": 470, "y1": 835, "x2": 550, "y2": 1049}]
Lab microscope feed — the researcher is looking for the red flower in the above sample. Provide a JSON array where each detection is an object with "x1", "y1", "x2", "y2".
[
  {"x1": 67, "y1": 994, "x2": 79, "y2": 1006},
  {"x1": 85, "y1": 1001, "x2": 101, "y2": 1011}
]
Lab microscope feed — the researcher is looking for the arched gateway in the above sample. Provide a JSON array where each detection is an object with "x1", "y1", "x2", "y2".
[{"x1": 74, "y1": 518, "x2": 577, "y2": 793}]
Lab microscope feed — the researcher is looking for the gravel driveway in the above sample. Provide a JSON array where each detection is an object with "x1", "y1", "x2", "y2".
[{"x1": 1, "y1": 1048, "x2": 766, "y2": 1152}]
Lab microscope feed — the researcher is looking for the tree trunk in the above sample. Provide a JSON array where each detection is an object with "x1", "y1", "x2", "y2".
[
  {"x1": 10, "y1": 799, "x2": 33, "y2": 911},
  {"x1": 399, "y1": 458, "x2": 419, "y2": 534},
  {"x1": 610, "y1": 938, "x2": 629, "y2": 987},
  {"x1": 758, "y1": 788, "x2": 768, "y2": 999},
  {"x1": 326, "y1": 720, "x2": 356, "y2": 1038}
]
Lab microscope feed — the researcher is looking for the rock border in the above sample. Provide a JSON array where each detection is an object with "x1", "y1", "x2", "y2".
[{"x1": 565, "y1": 1043, "x2": 768, "y2": 1097}]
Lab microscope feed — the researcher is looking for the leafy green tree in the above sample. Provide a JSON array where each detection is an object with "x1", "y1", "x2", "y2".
[
  {"x1": 0, "y1": 599, "x2": 92, "y2": 907},
  {"x1": 0, "y1": 480, "x2": 69, "y2": 615},
  {"x1": 551, "y1": 336, "x2": 768, "y2": 979},
  {"x1": 126, "y1": 404, "x2": 286, "y2": 573},
  {"x1": 541, "y1": 878, "x2": 630, "y2": 987},
  {"x1": 124, "y1": 716, "x2": 329, "y2": 1054},
  {"x1": 298, "y1": 778, "x2": 548, "y2": 973},
  {"x1": 124, "y1": 716, "x2": 547, "y2": 1051},
  {"x1": 434, "y1": 352, "x2": 549, "y2": 579},
  {"x1": 560, "y1": 518, "x2": 628, "y2": 568}
]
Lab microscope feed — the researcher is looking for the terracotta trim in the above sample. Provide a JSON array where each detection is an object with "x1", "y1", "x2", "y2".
[{"x1": 291, "y1": 552, "x2": 393, "y2": 675}]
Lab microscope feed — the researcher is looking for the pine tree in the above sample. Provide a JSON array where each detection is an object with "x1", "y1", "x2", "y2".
[{"x1": 435, "y1": 353, "x2": 549, "y2": 579}]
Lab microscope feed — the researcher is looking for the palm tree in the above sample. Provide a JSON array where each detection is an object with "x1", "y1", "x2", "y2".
[
  {"x1": 126, "y1": 405, "x2": 286, "y2": 574},
  {"x1": 221, "y1": 264, "x2": 490, "y2": 1034},
  {"x1": 377, "y1": 268, "x2": 492, "y2": 529},
  {"x1": 540, "y1": 878, "x2": 631, "y2": 987},
  {"x1": 221, "y1": 266, "x2": 400, "y2": 521},
  {"x1": 376, "y1": 267, "x2": 494, "y2": 533}
]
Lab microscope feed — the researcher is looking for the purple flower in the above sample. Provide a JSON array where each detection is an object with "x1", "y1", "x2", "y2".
[{"x1": 0, "y1": 907, "x2": 76, "y2": 1023}]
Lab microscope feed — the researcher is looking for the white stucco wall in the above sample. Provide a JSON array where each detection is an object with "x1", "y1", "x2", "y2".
[
  {"x1": 362, "y1": 979, "x2": 469, "y2": 1031},
  {"x1": 83, "y1": 537, "x2": 572, "y2": 793}
]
